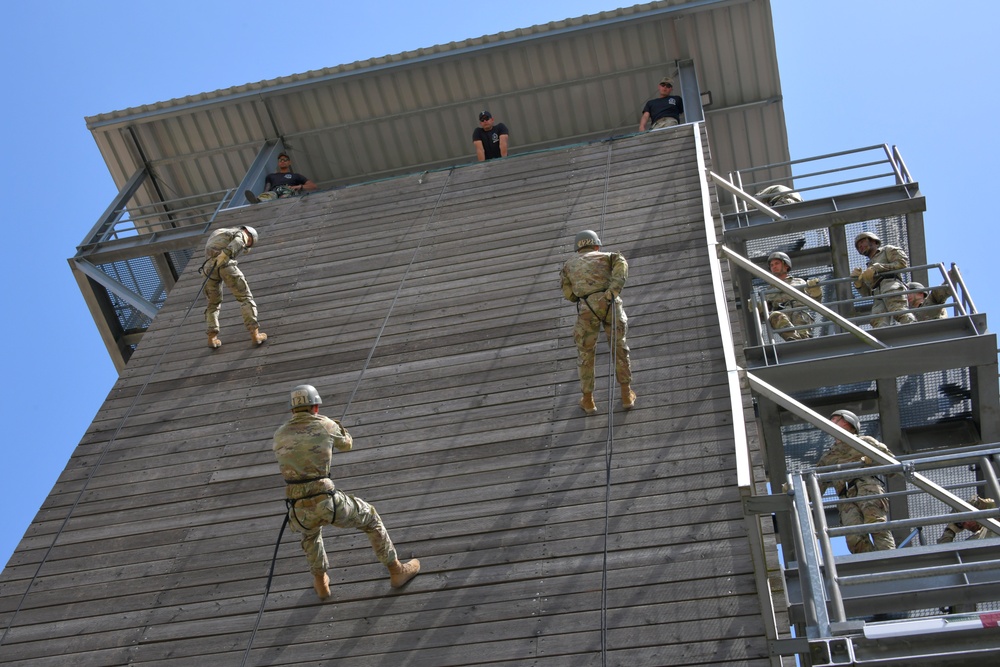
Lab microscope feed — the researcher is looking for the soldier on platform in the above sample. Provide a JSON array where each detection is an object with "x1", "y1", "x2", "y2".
[
  {"x1": 273, "y1": 384, "x2": 420, "y2": 600},
  {"x1": 937, "y1": 495, "x2": 997, "y2": 543},
  {"x1": 755, "y1": 184, "x2": 802, "y2": 207},
  {"x1": 202, "y1": 225, "x2": 267, "y2": 348},
  {"x1": 561, "y1": 230, "x2": 635, "y2": 415},
  {"x1": 905, "y1": 281, "x2": 950, "y2": 321},
  {"x1": 851, "y1": 231, "x2": 916, "y2": 327},
  {"x1": 816, "y1": 409, "x2": 896, "y2": 554},
  {"x1": 761, "y1": 250, "x2": 822, "y2": 341}
]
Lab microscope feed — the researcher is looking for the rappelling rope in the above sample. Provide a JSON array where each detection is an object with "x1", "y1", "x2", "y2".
[
  {"x1": 339, "y1": 168, "x2": 455, "y2": 421},
  {"x1": 597, "y1": 141, "x2": 615, "y2": 667},
  {"x1": 239, "y1": 169, "x2": 455, "y2": 667}
]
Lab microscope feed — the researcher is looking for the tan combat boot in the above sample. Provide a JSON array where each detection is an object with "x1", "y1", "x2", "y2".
[
  {"x1": 388, "y1": 558, "x2": 420, "y2": 588},
  {"x1": 620, "y1": 384, "x2": 636, "y2": 410},
  {"x1": 249, "y1": 327, "x2": 268, "y2": 346},
  {"x1": 579, "y1": 392, "x2": 598, "y2": 415},
  {"x1": 207, "y1": 331, "x2": 222, "y2": 349},
  {"x1": 313, "y1": 572, "x2": 331, "y2": 600}
]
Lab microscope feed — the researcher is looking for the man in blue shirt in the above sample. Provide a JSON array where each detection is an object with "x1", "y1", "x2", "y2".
[{"x1": 639, "y1": 78, "x2": 684, "y2": 131}]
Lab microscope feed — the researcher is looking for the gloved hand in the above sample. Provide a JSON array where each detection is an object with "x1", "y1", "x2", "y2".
[
  {"x1": 851, "y1": 267, "x2": 864, "y2": 289},
  {"x1": 859, "y1": 266, "x2": 876, "y2": 284},
  {"x1": 805, "y1": 278, "x2": 822, "y2": 299},
  {"x1": 604, "y1": 289, "x2": 616, "y2": 300},
  {"x1": 213, "y1": 252, "x2": 230, "y2": 270}
]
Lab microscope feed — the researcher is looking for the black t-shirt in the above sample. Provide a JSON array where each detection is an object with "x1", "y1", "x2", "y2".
[
  {"x1": 265, "y1": 171, "x2": 309, "y2": 190},
  {"x1": 472, "y1": 123, "x2": 510, "y2": 160},
  {"x1": 642, "y1": 95, "x2": 684, "y2": 122}
]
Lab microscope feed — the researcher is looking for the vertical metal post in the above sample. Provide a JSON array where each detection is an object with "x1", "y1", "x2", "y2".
[
  {"x1": 806, "y1": 472, "x2": 846, "y2": 624},
  {"x1": 789, "y1": 475, "x2": 832, "y2": 639},
  {"x1": 978, "y1": 456, "x2": 1000, "y2": 504},
  {"x1": 883, "y1": 143, "x2": 905, "y2": 185}
]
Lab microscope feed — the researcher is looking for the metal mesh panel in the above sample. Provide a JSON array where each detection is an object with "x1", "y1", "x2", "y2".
[
  {"x1": 168, "y1": 248, "x2": 194, "y2": 277},
  {"x1": 96, "y1": 256, "x2": 169, "y2": 332},
  {"x1": 897, "y1": 368, "x2": 972, "y2": 429}
]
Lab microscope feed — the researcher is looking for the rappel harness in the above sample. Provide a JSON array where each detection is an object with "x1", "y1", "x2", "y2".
[
  {"x1": 575, "y1": 253, "x2": 624, "y2": 325},
  {"x1": 283, "y1": 475, "x2": 337, "y2": 529},
  {"x1": 578, "y1": 290, "x2": 613, "y2": 324}
]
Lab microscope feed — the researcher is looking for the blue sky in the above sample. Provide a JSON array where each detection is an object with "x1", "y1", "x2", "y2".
[{"x1": 1, "y1": 1, "x2": 998, "y2": 568}]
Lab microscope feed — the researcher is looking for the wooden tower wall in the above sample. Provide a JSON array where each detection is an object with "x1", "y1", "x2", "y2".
[{"x1": 0, "y1": 126, "x2": 780, "y2": 666}]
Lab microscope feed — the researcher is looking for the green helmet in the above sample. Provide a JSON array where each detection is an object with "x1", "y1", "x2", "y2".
[
  {"x1": 241, "y1": 225, "x2": 259, "y2": 246},
  {"x1": 768, "y1": 251, "x2": 792, "y2": 270},
  {"x1": 906, "y1": 281, "x2": 929, "y2": 295},
  {"x1": 575, "y1": 230, "x2": 602, "y2": 250},
  {"x1": 289, "y1": 384, "x2": 322, "y2": 410},
  {"x1": 854, "y1": 231, "x2": 881, "y2": 249},
  {"x1": 830, "y1": 409, "x2": 861, "y2": 434}
]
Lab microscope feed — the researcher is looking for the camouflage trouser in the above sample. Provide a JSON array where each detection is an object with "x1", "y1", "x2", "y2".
[
  {"x1": 204, "y1": 261, "x2": 259, "y2": 333},
  {"x1": 574, "y1": 295, "x2": 632, "y2": 394},
  {"x1": 286, "y1": 489, "x2": 397, "y2": 575},
  {"x1": 871, "y1": 280, "x2": 916, "y2": 328},
  {"x1": 768, "y1": 309, "x2": 814, "y2": 341},
  {"x1": 839, "y1": 478, "x2": 895, "y2": 554},
  {"x1": 651, "y1": 117, "x2": 679, "y2": 129}
]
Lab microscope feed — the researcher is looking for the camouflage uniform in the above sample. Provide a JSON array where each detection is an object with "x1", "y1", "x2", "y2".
[
  {"x1": 561, "y1": 249, "x2": 632, "y2": 394},
  {"x1": 764, "y1": 275, "x2": 815, "y2": 341},
  {"x1": 204, "y1": 227, "x2": 261, "y2": 334},
  {"x1": 937, "y1": 496, "x2": 996, "y2": 543},
  {"x1": 914, "y1": 286, "x2": 950, "y2": 322},
  {"x1": 817, "y1": 435, "x2": 896, "y2": 554},
  {"x1": 756, "y1": 184, "x2": 803, "y2": 206},
  {"x1": 273, "y1": 412, "x2": 397, "y2": 574},
  {"x1": 853, "y1": 244, "x2": 916, "y2": 327}
]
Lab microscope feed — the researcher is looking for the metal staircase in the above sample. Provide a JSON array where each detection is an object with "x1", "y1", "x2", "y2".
[{"x1": 716, "y1": 146, "x2": 1000, "y2": 665}]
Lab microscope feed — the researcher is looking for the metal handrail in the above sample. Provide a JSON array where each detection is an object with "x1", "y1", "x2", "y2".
[
  {"x1": 750, "y1": 262, "x2": 975, "y2": 346},
  {"x1": 89, "y1": 188, "x2": 234, "y2": 244},
  {"x1": 783, "y1": 442, "x2": 1000, "y2": 639},
  {"x1": 724, "y1": 144, "x2": 913, "y2": 215}
]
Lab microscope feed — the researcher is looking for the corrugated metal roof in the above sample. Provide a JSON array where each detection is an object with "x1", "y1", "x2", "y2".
[{"x1": 84, "y1": 0, "x2": 788, "y2": 219}]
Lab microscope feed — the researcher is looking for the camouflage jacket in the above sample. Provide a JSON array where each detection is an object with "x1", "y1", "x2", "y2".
[
  {"x1": 205, "y1": 227, "x2": 251, "y2": 262},
  {"x1": 273, "y1": 411, "x2": 353, "y2": 500},
  {"x1": 938, "y1": 523, "x2": 990, "y2": 543},
  {"x1": 816, "y1": 435, "x2": 892, "y2": 496},
  {"x1": 915, "y1": 285, "x2": 950, "y2": 321},
  {"x1": 855, "y1": 244, "x2": 909, "y2": 296},
  {"x1": 561, "y1": 250, "x2": 628, "y2": 302},
  {"x1": 764, "y1": 275, "x2": 808, "y2": 312}
]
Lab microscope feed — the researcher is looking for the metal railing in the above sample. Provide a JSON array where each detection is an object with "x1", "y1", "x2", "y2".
[
  {"x1": 749, "y1": 262, "x2": 978, "y2": 347},
  {"x1": 79, "y1": 187, "x2": 236, "y2": 249},
  {"x1": 786, "y1": 444, "x2": 1000, "y2": 636},
  {"x1": 725, "y1": 143, "x2": 914, "y2": 217}
]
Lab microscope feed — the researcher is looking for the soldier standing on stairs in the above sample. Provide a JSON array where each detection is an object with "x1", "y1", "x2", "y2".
[
  {"x1": 816, "y1": 409, "x2": 896, "y2": 554},
  {"x1": 202, "y1": 225, "x2": 268, "y2": 348},
  {"x1": 561, "y1": 230, "x2": 636, "y2": 415},
  {"x1": 273, "y1": 384, "x2": 420, "y2": 600}
]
